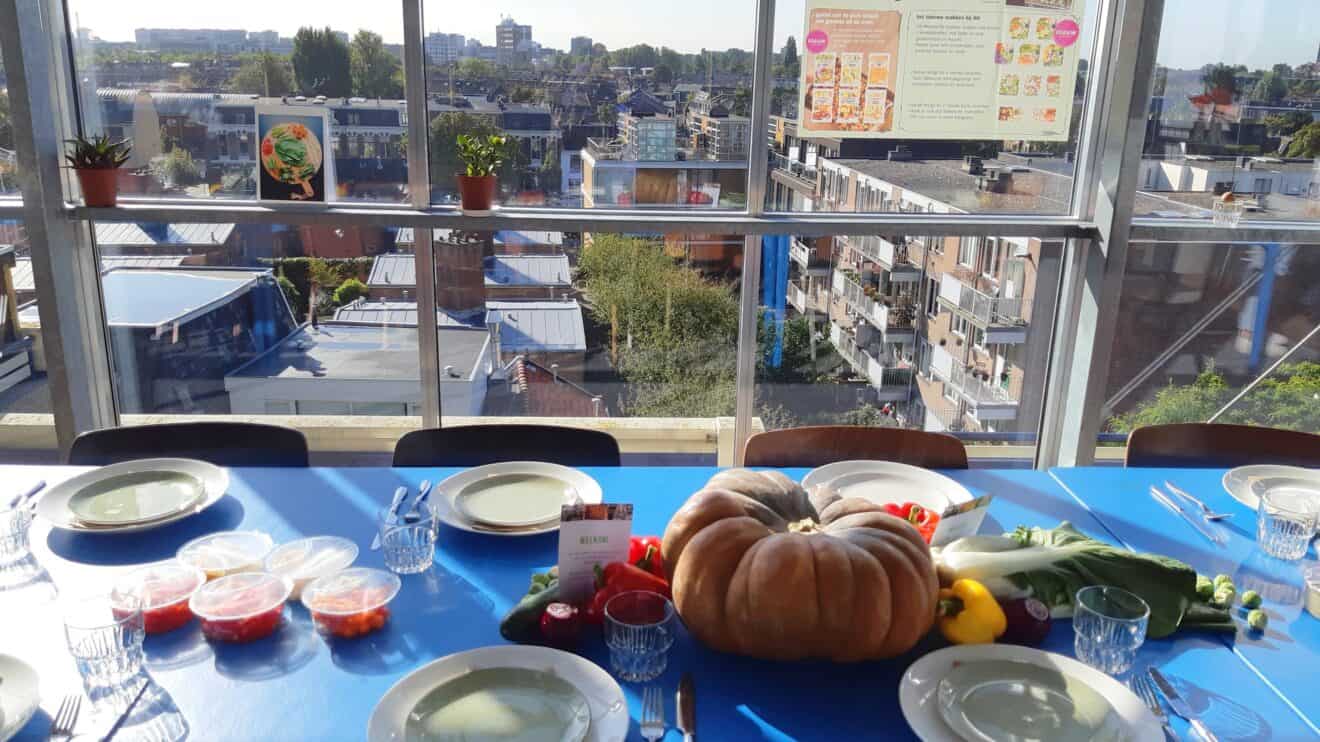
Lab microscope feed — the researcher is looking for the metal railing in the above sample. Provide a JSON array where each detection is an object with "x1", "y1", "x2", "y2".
[
  {"x1": 950, "y1": 365, "x2": 1018, "y2": 406},
  {"x1": 943, "y1": 273, "x2": 1025, "y2": 326},
  {"x1": 770, "y1": 152, "x2": 818, "y2": 184},
  {"x1": 836, "y1": 269, "x2": 916, "y2": 332}
]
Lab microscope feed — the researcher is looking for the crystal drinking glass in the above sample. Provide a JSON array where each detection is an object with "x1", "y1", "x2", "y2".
[
  {"x1": 1257, "y1": 487, "x2": 1319, "y2": 561},
  {"x1": 604, "y1": 590, "x2": 675, "y2": 683},
  {"x1": 379, "y1": 506, "x2": 437, "y2": 574},
  {"x1": 64, "y1": 594, "x2": 147, "y2": 696},
  {"x1": 1073, "y1": 585, "x2": 1149, "y2": 676}
]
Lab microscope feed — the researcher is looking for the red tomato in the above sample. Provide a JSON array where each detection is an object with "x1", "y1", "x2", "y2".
[
  {"x1": 311, "y1": 606, "x2": 391, "y2": 639},
  {"x1": 199, "y1": 606, "x2": 283, "y2": 643}
]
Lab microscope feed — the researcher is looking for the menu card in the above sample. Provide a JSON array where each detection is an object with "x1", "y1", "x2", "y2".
[
  {"x1": 557, "y1": 503, "x2": 633, "y2": 603},
  {"x1": 929, "y1": 494, "x2": 993, "y2": 547}
]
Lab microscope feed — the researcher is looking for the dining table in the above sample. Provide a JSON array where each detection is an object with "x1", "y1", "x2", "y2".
[{"x1": 2, "y1": 464, "x2": 1317, "y2": 741}]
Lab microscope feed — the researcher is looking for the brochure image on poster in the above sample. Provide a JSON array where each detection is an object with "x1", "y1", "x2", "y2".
[
  {"x1": 256, "y1": 106, "x2": 333, "y2": 204},
  {"x1": 798, "y1": 0, "x2": 1086, "y2": 141}
]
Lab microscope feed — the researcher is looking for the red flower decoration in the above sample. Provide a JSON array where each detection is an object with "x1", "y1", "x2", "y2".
[{"x1": 261, "y1": 140, "x2": 274, "y2": 156}]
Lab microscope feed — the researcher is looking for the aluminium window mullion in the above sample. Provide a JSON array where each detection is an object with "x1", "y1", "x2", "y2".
[
  {"x1": 732, "y1": 0, "x2": 777, "y2": 464},
  {"x1": 402, "y1": 0, "x2": 441, "y2": 429}
]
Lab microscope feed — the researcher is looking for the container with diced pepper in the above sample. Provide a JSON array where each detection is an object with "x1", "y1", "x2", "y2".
[
  {"x1": 189, "y1": 571, "x2": 290, "y2": 643},
  {"x1": 302, "y1": 567, "x2": 401, "y2": 640},
  {"x1": 882, "y1": 502, "x2": 941, "y2": 543},
  {"x1": 111, "y1": 562, "x2": 207, "y2": 634}
]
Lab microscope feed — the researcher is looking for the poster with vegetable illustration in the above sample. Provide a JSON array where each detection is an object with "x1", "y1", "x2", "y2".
[
  {"x1": 256, "y1": 107, "x2": 333, "y2": 204},
  {"x1": 799, "y1": 0, "x2": 1086, "y2": 141}
]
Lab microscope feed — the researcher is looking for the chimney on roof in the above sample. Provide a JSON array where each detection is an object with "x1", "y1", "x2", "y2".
[
  {"x1": 888, "y1": 145, "x2": 913, "y2": 161},
  {"x1": 487, "y1": 320, "x2": 503, "y2": 366},
  {"x1": 551, "y1": 363, "x2": 560, "y2": 382},
  {"x1": 962, "y1": 156, "x2": 984, "y2": 175}
]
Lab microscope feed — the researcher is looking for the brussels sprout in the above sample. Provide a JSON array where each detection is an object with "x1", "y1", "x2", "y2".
[
  {"x1": 1241, "y1": 590, "x2": 1263, "y2": 609},
  {"x1": 1247, "y1": 609, "x2": 1268, "y2": 632},
  {"x1": 1195, "y1": 575, "x2": 1214, "y2": 600}
]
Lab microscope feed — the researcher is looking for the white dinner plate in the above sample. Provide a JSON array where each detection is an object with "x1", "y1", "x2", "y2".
[
  {"x1": 37, "y1": 459, "x2": 229, "y2": 534},
  {"x1": 367, "y1": 645, "x2": 627, "y2": 742},
  {"x1": 433, "y1": 463, "x2": 602, "y2": 537},
  {"x1": 0, "y1": 654, "x2": 40, "y2": 742},
  {"x1": 1223, "y1": 465, "x2": 1320, "y2": 511},
  {"x1": 801, "y1": 461, "x2": 973, "y2": 513},
  {"x1": 899, "y1": 645, "x2": 1161, "y2": 742}
]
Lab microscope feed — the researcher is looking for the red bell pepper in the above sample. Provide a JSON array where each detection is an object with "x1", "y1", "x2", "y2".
[
  {"x1": 881, "y1": 502, "x2": 941, "y2": 544},
  {"x1": 583, "y1": 561, "x2": 672, "y2": 625},
  {"x1": 628, "y1": 535, "x2": 666, "y2": 578}
]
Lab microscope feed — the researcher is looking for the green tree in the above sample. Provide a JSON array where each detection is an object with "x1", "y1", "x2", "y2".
[
  {"x1": 1110, "y1": 362, "x2": 1320, "y2": 434},
  {"x1": 456, "y1": 58, "x2": 497, "y2": 80},
  {"x1": 653, "y1": 64, "x2": 674, "y2": 85},
  {"x1": 150, "y1": 148, "x2": 202, "y2": 188},
  {"x1": 1249, "y1": 71, "x2": 1288, "y2": 104},
  {"x1": 0, "y1": 87, "x2": 12, "y2": 151},
  {"x1": 1263, "y1": 111, "x2": 1312, "y2": 137},
  {"x1": 291, "y1": 27, "x2": 352, "y2": 97},
  {"x1": 841, "y1": 404, "x2": 902, "y2": 428},
  {"x1": 350, "y1": 30, "x2": 403, "y2": 99},
  {"x1": 1201, "y1": 63, "x2": 1239, "y2": 99},
  {"x1": 428, "y1": 111, "x2": 520, "y2": 196},
  {"x1": 277, "y1": 274, "x2": 301, "y2": 313},
  {"x1": 229, "y1": 52, "x2": 295, "y2": 96},
  {"x1": 781, "y1": 36, "x2": 799, "y2": 78},
  {"x1": 332, "y1": 277, "x2": 369, "y2": 306},
  {"x1": 1285, "y1": 122, "x2": 1320, "y2": 157}
]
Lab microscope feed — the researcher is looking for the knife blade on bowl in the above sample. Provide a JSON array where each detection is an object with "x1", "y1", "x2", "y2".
[
  {"x1": 403, "y1": 480, "x2": 433, "y2": 523},
  {"x1": 1148, "y1": 667, "x2": 1218, "y2": 742},
  {"x1": 677, "y1": 673, "x2": 695, "y2": 741},
  {"x1": 371, "y1": 486, "x2": 410, "y2": 551}
]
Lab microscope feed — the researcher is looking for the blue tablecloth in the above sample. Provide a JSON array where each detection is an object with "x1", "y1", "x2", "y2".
[{"x1": 2, "y1": 465, "x2": 1316, "y2": 741}]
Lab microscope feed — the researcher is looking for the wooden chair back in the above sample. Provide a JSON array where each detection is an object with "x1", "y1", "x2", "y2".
[
  {"x1": 1125, "y1": 423, "x2": 1320, "y2": 468},
  {"x1": 741, "y1": 426, "x2": 969, "y2": 469}
]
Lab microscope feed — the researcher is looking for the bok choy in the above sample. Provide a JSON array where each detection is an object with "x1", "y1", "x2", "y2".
[{"x1": 935, "y1": 522, "x2": 1233, "y2": 638}]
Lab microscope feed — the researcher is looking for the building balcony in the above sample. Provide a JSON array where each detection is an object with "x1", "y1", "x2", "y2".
[
  {"x1": 948, "y1": 364, "x2": 1019, "y2": 421},
  {"x1": 848, "y1": 235, "x2": 921, "y2": 282},
  {"x1": 833, "y1": 269, "x2": 918, "y2": 344},
  {"x1": 937, "y1": 272, "x2": 1028, "y2": 343},
  {"x1": 829, "y1": 322, "x2": 911, "y2": 402},
  {"x1": 790, "y1": 237, "x2": 830, "y2": 275},
  {"x1": 788, "y1": 283, "x2": 807, "y2": 314},
  {"x1": 769, "y1": 152, "x2": 818, "y2": 194}
]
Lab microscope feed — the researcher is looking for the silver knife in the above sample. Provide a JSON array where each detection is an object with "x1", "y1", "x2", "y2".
[
  {"x1": 1148, "y1": 667, "x2": 1218, "y2": 742},
  {"x1": 1149, "y1": 486, "x2": 1224, "y2": 547},
  {"x1": 1165, "y1": 480, "x2": 1233, "y2": 520},
  {"x1": 677, "y1": 673, "x2": 696, "y2": 742},
  {"x1": 8, "y1": 480, "x2": 45, "y2": 510},
  {"x1": 371, "y1": 486, "x2": 410, "y2": 551}
]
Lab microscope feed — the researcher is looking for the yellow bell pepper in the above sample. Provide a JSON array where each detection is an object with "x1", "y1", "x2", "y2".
[{"x1": 936, "y1": 578, "x2": 1007, "y2": 645}]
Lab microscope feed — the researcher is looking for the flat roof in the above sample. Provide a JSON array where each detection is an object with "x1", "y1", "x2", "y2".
[
  {"x1": 332, "y1": 300, "x2": 477, "y2": 328},
  {"x1": 95, "y1": 222, "x2": 236, "y2": 247},
  {"x1": 330, "y1": 299, "x2": 587, "y2": 353},
  {"x1": 100, "y1": 268, "x2": 265, "y2": 328},
  {"x1": 11, "y1": 255, "x2": 190, "y2": 293},
  {"x1": 228, "y1": 322, "x2": 489, "y2": 383},
  {"x1": 367, "y1": 253, "x2": 572, "y2": 288}
]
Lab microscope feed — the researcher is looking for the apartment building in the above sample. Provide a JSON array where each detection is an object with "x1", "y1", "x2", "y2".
[
  {"x1": 425, "y1": 32, "x2": 466, "y2": 65},
  {"x1": 495, "y1": 17, "x2": 533, "y2": 67}
]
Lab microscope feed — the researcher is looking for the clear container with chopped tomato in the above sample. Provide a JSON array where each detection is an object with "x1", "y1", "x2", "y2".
[
  {"x1": 302, "y1": 568, "x2": 401, "y2": 640},
  {"x1": 110, "y1": 562, "x2": 207, "y2": 634},
  {"x1": 264, "y1": 536, "x2": 359, "y2": 601},
  {"x1": 176, "y1": 531, "x2": 274, "y2": 581},
  {"x1": 189, "y1": 572, "x2": 291, "y2": 643}
]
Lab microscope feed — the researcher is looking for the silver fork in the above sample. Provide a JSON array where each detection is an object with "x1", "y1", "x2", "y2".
[
  {"x1": 49, "y1": 694, "x2": 82, "y2": 741},
  {"x1": 640, "y1": 685, "x2": 665, "y2": 742},
  {"x1": 1165, "y1": 480, "x2": 1235, "y2": 521},
  {"x1": 1132, "y1": 673, "x2": 1176, "y2": 741}
]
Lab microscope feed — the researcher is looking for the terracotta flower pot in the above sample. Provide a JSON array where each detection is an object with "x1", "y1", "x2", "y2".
[
  {"x1": 75, "y1": 168, "x2": 121, "y2": 207},
  {"x1": 457, "y1": 174, "x2": 497, "y2": 213}
]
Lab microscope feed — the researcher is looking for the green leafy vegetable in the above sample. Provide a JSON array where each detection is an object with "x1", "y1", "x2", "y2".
[{"x1": 937, "y1": 522, "x2": 1232, "y2": 638}]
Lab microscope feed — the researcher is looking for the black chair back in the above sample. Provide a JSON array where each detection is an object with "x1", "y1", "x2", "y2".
[
  {"x1": 68, "y1": 422, "x2": 310, "y2": 468},
  {"x1": 393, "y1": 425, "x2": 621, "y2": 468}
]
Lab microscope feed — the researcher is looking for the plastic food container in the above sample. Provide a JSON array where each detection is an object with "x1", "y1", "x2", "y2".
[
  {"x1": 302, "y1": 568, "x2": 401, "y2": 639},
  {"x1": 264, "y1": 536, "x2": 359, "y2": 600},
  {"x1": 176, "y1": 531, "x2": 274, "y2": 580},
  {"x1": 110, "y1": 562, "x2": 207, "y2": 634},
  {"x1": 1306, "y1": 566, "x2": 1320, "y2": 620},
  {"x1": 189, "y1": 572, "x2": 291, "y2": 643}
]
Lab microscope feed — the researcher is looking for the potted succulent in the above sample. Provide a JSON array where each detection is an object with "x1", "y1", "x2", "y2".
[
  {"x1": 65, "y1": 134, "x2": 132, "y2": 207},
  {"x1": 455, "y1": 134, "x2": 508, "y2": 214}
]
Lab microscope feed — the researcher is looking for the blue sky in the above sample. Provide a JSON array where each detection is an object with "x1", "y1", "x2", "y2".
[{"x1": 68, "y1": 0, "x2": 1316, "y2": 70}]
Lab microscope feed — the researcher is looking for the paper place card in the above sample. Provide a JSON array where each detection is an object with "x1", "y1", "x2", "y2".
[
  {"x1": 929, "y1": 494, "x2": 994, "y2": 548},
  {"x1": 557, "y1": 503, "x2": 633, "y2": 603}
]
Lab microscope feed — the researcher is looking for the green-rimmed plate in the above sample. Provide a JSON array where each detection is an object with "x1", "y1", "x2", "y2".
[
  {"x1": 67, "y1": 470, "x2": 204, "y2": 526},
  {"x1": 405, "y1": 667, "x2": 589, "y2": 742},
  {"x1": 937, "y1": 659, "x2": 1125, "y2": 741}
]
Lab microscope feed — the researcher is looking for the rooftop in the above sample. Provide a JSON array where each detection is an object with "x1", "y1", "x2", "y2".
[
  {"x1": 94, "y1": 268, "x2": 267, "y2": 328},
  {"x1": 330, "y1": 299, "x2": 587, "y2": 353},
  {"x1": 394, "y1": 228, "x2": 564, "y2": 248},
  {"x1": 484, "y1": 356, "x2": 606, "y2": 417},
  {"x1": 366, "y1": 253, "x2": 573, "y2": 288},
  {"x1": 95, "y1": 222, "x2": 236, "y2": 247},
  {"x1": 11, "y1": 255, "x2": 190, "y2": 293},
  {"x1": 227, "y1": 322, "x2": 489, "y2": 383}
]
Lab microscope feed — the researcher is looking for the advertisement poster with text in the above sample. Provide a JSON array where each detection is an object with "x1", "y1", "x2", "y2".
[{"x1": 798, "y1": 0, "x2": 1086, "y2": 141}]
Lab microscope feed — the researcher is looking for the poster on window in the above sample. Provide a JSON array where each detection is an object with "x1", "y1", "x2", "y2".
[
  {"x1": 798, "y1": 0, "x2": 1086, "y2": 141},
  {"x1": 256, "y1": 106, "x2": 334, "y2": 204}
]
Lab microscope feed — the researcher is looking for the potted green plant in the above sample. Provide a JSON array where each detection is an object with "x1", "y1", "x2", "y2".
[
  {"x1": 65, "y1": 134, "x2": 132, "y2": 207},
  {"x1": 455, "y1": 134, "x2": 508, "y2": 214}
]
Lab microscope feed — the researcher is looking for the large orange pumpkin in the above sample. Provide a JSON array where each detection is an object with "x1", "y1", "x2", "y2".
[{"x1": 661, "y1": 469, "x2": 939, "y2": 662}]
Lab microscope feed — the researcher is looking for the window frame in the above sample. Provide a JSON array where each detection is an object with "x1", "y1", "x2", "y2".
[{"x1": 3, "y1": 0, "x2": 1319, "y2": 466}]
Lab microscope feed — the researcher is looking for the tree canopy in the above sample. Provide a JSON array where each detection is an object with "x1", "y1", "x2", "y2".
[
  {"x1": 1284, "y1": 122, "x2": 1320, "y2": 158},
  {"x1": 1249, "y1": 71, "x2": 1288, "y2": 104},
  {"x1": 428, "y1": 112, "x2": 526, "y2": 195},
  {"x1": 228, "y1": 52, "x2": 295, "y2": 97},
  {"x1": 291, "y1": 27, "x2": 352, "y2": 97},
  {"x1": 350, "y1": 31, "x2": 403, "y2": 99},
  {"x1": 1109, "y1": 362, "x2": 1320, "y2": 434}
]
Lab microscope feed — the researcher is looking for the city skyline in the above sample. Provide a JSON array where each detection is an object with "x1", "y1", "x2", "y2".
[{"x1": 65, "y1": 0, "x2": 1318, "y2": 70}]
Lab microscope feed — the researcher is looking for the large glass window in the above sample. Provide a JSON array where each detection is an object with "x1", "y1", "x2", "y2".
[
  {"x1": 1098, "y1": 241, "x2": 1320, "y2": 457},
  {"x1": 0, "y1": 217, "x2": 56, "y2": 461},
  {"x1": 1136, "y1": 1, "x2": 1319, "y2": 223},
  {"x1": 421, "y1": 1, "x2": 755, "y2": 210},
  {"x1": 765, "y1": 0, "x2": 1103, "y2": 215},
  {"x1": 0, "y1": 54, "x2": 17, "y2": 198},
  {"x1": 755, "y1": 231, "x2": 1057, "y2": 462},
  {"x1": 65, "y1": 5, "x2": 409, "y2": 203}
]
